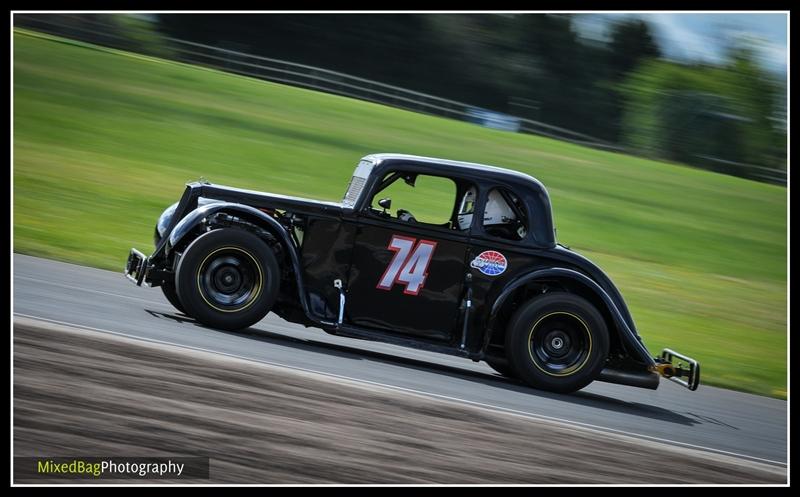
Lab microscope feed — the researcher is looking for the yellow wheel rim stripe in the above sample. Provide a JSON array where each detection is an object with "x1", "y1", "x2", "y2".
[
  {"x1": 527, "y1": 311, "x2": 593, "y2": 377},
  {"x1": 196, "y1": 246, "x2": 264, "y2": 313}
]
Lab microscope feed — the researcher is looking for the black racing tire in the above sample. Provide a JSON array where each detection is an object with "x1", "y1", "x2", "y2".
[
  {"x1": 154, "y1": 227, "x2": 186, "y2": 314},
  {"x1": 175, "y1": 228, "x2": 280, "y2": 331},
  {"x1": 505, "y1": 293, "x2": 609, "y2": 393},
  {"x1": 160, "y1": 281, "x2": 186, "y2": 314},
  {"x1": 485, "y1": 358, "x2": 519, "y2": 379}
]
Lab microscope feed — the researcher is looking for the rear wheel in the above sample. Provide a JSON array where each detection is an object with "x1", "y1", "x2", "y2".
[
  {"x1": 505, "y1": 293, "x2": 609, "y2": 393},
  {"x1": 175, "y1": 228, "x2": 280, "y2": 331}
]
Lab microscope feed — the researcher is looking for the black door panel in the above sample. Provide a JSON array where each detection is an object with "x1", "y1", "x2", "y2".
[{"x1": 347, "y1": 217, "x2": 469, "y2": 340}]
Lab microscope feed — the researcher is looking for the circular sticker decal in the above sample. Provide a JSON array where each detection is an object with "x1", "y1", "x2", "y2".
[{"x1": 471, "y1": 250, "x2": 508, "y2": 276}]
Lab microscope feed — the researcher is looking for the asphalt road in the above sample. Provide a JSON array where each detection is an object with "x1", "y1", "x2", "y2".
[{"x1": 12, "y1": 254, "x2": 788, "y2": 466}]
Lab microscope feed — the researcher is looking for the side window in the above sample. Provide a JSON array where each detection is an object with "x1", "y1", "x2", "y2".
[
  {"x1": 482, "y1": 187, "x2": 529, "y2": 241},
  {"x1": 369, "y1": 173, "x2": 457, "y2": 227},
  {"x1": 456, "y1": 186, "x2": 477, "y2": 231}
]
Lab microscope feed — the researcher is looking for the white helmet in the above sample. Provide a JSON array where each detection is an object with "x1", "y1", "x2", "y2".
[
  {"x1": 457, "y1": 188, "x2": 516, "y2": 230},
  {"x1": 483, "y1": 188, "x2": 517, "y2": 226}
]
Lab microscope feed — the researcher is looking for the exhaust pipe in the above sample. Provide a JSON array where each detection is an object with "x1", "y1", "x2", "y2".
[{"x1": 598, "y1": 367, "x2": 660, "y2": 390}]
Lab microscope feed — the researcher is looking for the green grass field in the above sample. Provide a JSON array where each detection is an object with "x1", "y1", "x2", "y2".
[{"x1": 13, "y1": 30, "x2": 787, "y2": 398}]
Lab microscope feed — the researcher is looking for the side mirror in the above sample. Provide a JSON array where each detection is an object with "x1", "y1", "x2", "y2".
[{"x1": 378, "y1": 198, "x2": 392, "y2": 212}]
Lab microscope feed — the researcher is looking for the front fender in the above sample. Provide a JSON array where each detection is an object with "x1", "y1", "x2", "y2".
[
  {"x1": 166, "y1": 202, "x2": 317, "y2": 322},
  {"x1": 156, "y1": 197, "x2": 222, "y2": 240},
  {"x1": 488, "y1": 267, "x2": 655, "y2": 366}
]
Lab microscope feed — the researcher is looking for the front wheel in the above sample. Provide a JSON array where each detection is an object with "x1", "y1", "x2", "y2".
[
  {"x1": 154, "y1": 227, "x2": 185, "y2": 314},
  {"x1": 505, "y1": 293, "x2": 609, "y2": 393},
  {"x1": 485, "y1": 357, "x2": 519, "y2": 379},
  {"x1": 175, "y1": 228, "x2": 280, "y2": 331},
  {"x1": 160, "y1": 280, "x2": 186, "y2": 314}
]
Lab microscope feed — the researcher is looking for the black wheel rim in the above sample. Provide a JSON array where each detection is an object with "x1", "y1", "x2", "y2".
[
  {"x1": 528, "y1": 312, "x2": 592, "y2": 376},
  {"x1": 197, "y1": 248, "x2": 262, "y2": 312}
]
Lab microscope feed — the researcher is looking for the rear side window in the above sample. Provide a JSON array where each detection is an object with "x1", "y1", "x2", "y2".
[{"x1": 482, "y1": 187, "x2": 528, "y2": 241}]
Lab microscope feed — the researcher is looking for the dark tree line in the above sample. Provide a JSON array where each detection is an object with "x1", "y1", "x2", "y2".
[{"x1": 157, "y1": 14, "x2": 662, "y2": 144}]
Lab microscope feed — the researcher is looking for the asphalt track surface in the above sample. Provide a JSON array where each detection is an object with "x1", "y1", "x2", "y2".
[{"x1": 13, "y1": 254, "x2": 788, "y2": 467}]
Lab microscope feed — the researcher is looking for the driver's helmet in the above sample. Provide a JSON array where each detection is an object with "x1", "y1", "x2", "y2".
[
  {"x1": 457, "y1": 187, "x2": 516, "y2": 230},
  {"x1": 483, "y1": 188, "x2": 516, "y2": 226}
]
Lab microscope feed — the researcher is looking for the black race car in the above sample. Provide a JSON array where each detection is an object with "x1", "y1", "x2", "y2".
[{"x1": 126, "y1": 153, "x2": 699, "y2": 393}]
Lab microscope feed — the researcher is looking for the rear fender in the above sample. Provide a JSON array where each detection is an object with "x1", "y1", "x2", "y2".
[{"x1": 486, "y1": 267, "x2": 655, "y2": 366}]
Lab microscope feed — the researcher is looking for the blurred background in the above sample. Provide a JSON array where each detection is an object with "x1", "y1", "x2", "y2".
[
  {"x1": 12, "y1": 13, "x2": 787, "y2": 398},
  {"x1": 15, "y1": 13, "x2": 788, "y2": 184}
]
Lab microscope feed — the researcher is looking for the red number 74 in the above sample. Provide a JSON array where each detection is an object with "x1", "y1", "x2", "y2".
[{"x1": 376, "y1": 235, "x2": 438, "y2": 296}]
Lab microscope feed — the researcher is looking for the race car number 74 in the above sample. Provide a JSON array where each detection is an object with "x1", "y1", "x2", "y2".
[{"x1": 376, "y1": 235, "x2": 437, "y2": 295}]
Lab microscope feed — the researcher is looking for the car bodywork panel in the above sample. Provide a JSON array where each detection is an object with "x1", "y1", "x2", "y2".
[{"x1": 138, "y1": 153, "x2": 679, "y2": 390}]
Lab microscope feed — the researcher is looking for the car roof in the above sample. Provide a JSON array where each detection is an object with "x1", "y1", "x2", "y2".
[
  {"x1": 364, "y1": 153, "x2": 548, "y2": 193},
  {"x1": 358, "y1": 153, "x2": 556, "y2": 247}
]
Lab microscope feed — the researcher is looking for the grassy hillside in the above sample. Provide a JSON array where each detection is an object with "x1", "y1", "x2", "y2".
[{"x1": 13, "y1": 30, "x2": 787, "y2": 397}]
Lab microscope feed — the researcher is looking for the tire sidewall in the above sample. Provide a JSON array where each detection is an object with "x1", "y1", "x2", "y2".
[
  {"x1": 154, "y1": 227, "x2": 185, "y2": 314},
  {"x1": 505, "y1": 293, "x2": 609, "y2": 393},
  {"x1": 176, "y1": 228, "x2": 280, "y2": 330},
  {"x1": 160, "y1": 281, "x2": 186, "y2": 314},
  {"x1": 485, "y1": 357, "x2": 519, "y2": 379}
]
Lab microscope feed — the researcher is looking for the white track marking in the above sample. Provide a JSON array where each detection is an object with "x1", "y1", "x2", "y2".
[
  {"x1": 13, "y1": 312, "x2": 786, "y2": 468},
  {"x1": 13, "y1": 275, "x2": 166, "y2": 306}
]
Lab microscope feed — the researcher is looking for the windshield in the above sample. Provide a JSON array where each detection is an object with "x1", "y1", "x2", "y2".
[{"x1": 342, "y1": 159, "x2": 374, "y2": 208}]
